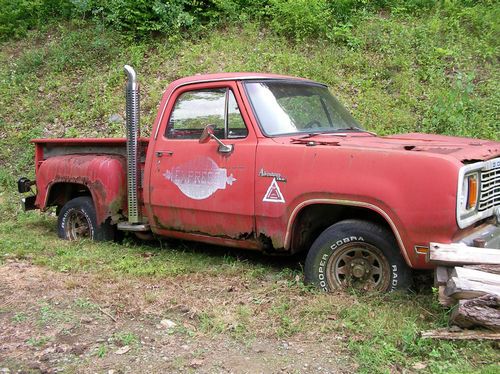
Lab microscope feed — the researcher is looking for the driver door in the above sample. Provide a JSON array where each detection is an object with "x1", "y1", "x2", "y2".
[{"x1": 148, "y1": 82, "x2": 256, "y2": 239}]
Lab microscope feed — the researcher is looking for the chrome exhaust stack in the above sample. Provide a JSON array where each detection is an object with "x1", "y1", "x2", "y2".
[{"x1": 124, "y1": 65, "x2": 140, "y2": 224}]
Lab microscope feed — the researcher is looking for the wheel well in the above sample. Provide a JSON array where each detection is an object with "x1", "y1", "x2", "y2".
[
  {"x1": 290, "y1": 204, "x2": 396, "y2": 254},
  {"x1": 46, "y1": 182, "x2": 92, "y2": 210}
]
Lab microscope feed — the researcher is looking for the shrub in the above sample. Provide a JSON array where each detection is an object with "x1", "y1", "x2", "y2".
[
  {"x1": 0, "y1": 0, "x2": 495, "y2": 42},
  {"x1": 422, "y1": 73, "x2": 477, "y2": 137},
  {"x1": 268, "y1": 0, "x2": 332, "y2": 40},
  {"x1": 0, "y1": 0, "x2": 73, "y2": 40},
  {"x1": 101, "y1": 0, "x2": 196, "y2": 36}
]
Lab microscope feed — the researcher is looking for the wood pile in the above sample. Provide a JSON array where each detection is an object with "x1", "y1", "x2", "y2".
[{"x1": 422, "y1": 242, "x2": 500, "y2": 339}]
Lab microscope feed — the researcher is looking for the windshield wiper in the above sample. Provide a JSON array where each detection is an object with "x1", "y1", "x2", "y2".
[
  {"x1": 337, "y1": 127, "x2": 377, "y2": 136},
  {"x1": 295, "y1": 127, "x2": 376, "y2": 141},
  {"x1": 299, "y1": 132, "x2": 323, "y2": 139}
]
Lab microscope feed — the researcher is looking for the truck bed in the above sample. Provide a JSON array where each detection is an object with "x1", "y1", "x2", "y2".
[{"x1": 32, "y1": 137, "x2": 150, "y2": 171}]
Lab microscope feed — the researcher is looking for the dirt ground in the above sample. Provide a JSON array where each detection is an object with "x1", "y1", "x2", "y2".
[{"x1": 0, "y1": 260, "x2": 355, "y2": 373}]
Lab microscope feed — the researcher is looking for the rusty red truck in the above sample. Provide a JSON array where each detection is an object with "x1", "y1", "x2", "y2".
[{"x1": 18, "y1": 66, "x2": 500, "y2": 292}]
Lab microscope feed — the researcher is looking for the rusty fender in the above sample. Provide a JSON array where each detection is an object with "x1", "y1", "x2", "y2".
[{"x1": 35, "y1": 154, "x2": 127, "y2": 225}]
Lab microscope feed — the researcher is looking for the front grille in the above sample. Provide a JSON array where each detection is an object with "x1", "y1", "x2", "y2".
[{"x1": 478, "y1": 161, "x2": 500, "y2": 212}]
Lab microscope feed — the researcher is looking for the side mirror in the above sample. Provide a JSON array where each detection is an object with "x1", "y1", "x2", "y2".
[
  {"x1": 199, "y1": 124, "x2": 215, "y2": 144},
  {"x1": 199, "y1": 125, "x2": 234, "y2": 154}
]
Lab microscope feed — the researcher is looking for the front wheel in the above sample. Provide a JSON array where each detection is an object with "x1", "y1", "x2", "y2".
[
  {"x1": 58, "y1": 196, "x2": 115, "y2": 241},
  {"x1": 304, "y1": 220, "x2": 412, "y2": 292}
]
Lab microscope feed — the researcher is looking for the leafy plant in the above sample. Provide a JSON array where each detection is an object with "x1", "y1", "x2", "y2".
[
  {"x1": 27, "y1": 336, "x2": 50, "y2": 347},
  {"x1": 268, "y1": 0, "x2": 331, "y2": 40},
  {"x1": 96, "y1": 344, "x2": 107, "y2": 358},
  {"x1": 422, "y1": 72, "x2": 479, "y2": 137},
  {"x1": 0, "y1": 0, "x2": 73, "y2": 40},
  {"x1": 12, "y1": 312, "x2": 28, "y2": 323},
  {"x1": 113, "y1": 331, "x2": 139, "y2": 346}
]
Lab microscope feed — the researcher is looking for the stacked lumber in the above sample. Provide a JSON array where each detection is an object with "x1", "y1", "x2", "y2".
[
  {"x1": 424, "y1": 242, "x2": 500, "y2": 339},
  {"x1": 427, "y1": 243, "x2": 500, "y2": 266}
]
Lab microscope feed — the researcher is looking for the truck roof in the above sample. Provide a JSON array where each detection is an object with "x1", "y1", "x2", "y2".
[{"x1": 169, "y1": 72, "x2": 322, "y2": 88}]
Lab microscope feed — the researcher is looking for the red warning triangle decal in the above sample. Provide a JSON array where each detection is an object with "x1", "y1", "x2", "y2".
[{"x1": 263, "y1": 178, "x2": 285, "y2": 203}]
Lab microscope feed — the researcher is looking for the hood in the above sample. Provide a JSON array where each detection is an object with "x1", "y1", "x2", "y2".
[{"x1": 286, "y1": 132, "x2": 500, "y2": 163}]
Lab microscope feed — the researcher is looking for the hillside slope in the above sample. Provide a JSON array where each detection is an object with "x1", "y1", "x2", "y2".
[{"x1": 0, "y1": 3, "x2": 498, "y2": 180}]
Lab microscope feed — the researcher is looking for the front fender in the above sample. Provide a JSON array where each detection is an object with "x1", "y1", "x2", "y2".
[{"x1": 35, "y1": 155, "x2": 127, "y2": 225}]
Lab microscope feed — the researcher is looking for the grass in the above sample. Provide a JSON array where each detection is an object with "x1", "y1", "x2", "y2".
[
  {"x1": 11, "y1": 312, "x2": 28, "y2": 324},
  {"x1": 0, "y1": 5, "x2": 498, "y2": 179},
  {"x1": 26, "y1": 336, "x2": 50, "y2": 348},
  {"x1": 3, "y1": 201, "x2": 498, "y2": 372},
  {"x1": 74, "y1": 298, "x2": 98, "y2": 310},
  {"x1": 96, "y1": 344, "x2": 107, "y2": 358},
  {"x1": 0, "y1": 3, "x2": 499, "y2": 372},
  {"x1": 1, "y1": 211, "x2": 499, "y2": 372},
  {"x1": 0, "y1": 210, "x2": 273, "y2": 278},
  {"x1": 113, "y1": 331, "x2": 139, "y2": 347}
]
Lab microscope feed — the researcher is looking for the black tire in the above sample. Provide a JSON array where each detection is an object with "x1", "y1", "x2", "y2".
[
  {"x1": 57, "y1": 196, "x2": 115, "y2": 241},
  {"x1": 305, "y1": 219, "x2": 412, "y2": 292}
]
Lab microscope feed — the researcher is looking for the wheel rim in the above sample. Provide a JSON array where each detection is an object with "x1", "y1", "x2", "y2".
[
  {"x1": 326, "y1": 242, "x2": 390, "y2": 291},
  {"x1": 65, "y1": 209, "x2": 91, "y2": 240}
]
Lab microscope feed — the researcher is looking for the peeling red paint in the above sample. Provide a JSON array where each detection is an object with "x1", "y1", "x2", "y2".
[{"x1": 35, "y1": 154, "x2": 127, "y2": 225}]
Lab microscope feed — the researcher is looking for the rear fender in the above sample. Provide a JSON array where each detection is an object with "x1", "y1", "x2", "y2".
[{"x1": 35, "y1": 155, "x2": 127, "y2": 225}]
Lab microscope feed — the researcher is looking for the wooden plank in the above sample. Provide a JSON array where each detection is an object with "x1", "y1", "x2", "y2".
[
  {"x1": 452, "y1": 267, "x2": 500, "y2": 287},
  {"x1": 434, "y1": 266, "x2": 450, "y2": 286},
  {"x1": 450, "y1": 295, "x2": 500, "y2": 331},
  {"x1": 421, "y1": 328, "x2": 500, "y2": 340},
  {"x1": 444, "y1": 277, "x2": 500, "y2": 299},
  {"x1": 438, "y1": 285, "x2": 455, "y2": 307},
  {"x1": 464, "y1": 264, "x2": 500, "y2": 275},
  {"x1": 428, "y1": 243, "x2": 500, "y2": 265}
]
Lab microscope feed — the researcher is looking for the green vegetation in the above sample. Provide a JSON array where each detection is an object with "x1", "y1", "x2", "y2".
[
  {"x1": 1, "y1": 1, "x2": 497, "y2": 181},
  {"x1": 113, "y1": 331, "x2": 139, "y2": 346},
  {"x1": 96, "y1": 344, "x2": 107, "y2": 358},
  {"x1": 0, "y1": 1, "x2": 499, "y2": 372},
  {"x1": 11, "y1": 312, "x2": 28, "y2": 323},
  {"x1": 26, "y1": 336, "x2": 51, "y2": 347},
  {"x1": 1, "y1": 212, "x2": 499, "y2": 372}
]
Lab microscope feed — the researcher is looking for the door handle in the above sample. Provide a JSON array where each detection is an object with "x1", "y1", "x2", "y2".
[{"x1": 156, "y1": 151, "x2": 173, "y2": 157}]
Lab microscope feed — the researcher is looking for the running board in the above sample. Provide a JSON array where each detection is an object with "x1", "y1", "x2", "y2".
[{"x1": 117, "y1": 222, "x2": 151, "y2": 232}]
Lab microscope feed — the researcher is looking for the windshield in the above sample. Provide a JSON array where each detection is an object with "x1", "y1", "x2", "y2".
[{"x1": 244, "y1": 81, "x2": 362, "y2": 136}]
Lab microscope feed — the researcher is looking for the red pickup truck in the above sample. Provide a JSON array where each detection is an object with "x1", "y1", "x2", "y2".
[{"x1": 18, "y1": 66, "x2": 500, "y2": 292}]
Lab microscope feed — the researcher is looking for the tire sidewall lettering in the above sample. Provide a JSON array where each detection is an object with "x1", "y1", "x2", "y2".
[
  {"x1": 61, "y1": 206, "x2": 94, "y2": 239},
  {"x1": 318, "y1": 236, "x2": 365, "y2": 291},
  {"x1": 316, "y1": 235, "x2": 400, "y2": 292},
  {"x1": 329, "y1": 236, "x2": 364, "y2": 251},
  {"x1": 60, "y1": 209, "x2": 72, "y2": 231},
  {"x1": 318, "y1": 253, "x2": 328, "y2": 290},
  {"x1": 391, "y1": 264, "x2": 398, "y2": 291}
]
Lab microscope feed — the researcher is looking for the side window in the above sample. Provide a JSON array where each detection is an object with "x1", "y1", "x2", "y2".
[
  {"x1": 166, "y1": 89, "x2": 225, "y2": 139},
  {"x1": 166, "y1": 88, "x2": 248, "y2": 139}
]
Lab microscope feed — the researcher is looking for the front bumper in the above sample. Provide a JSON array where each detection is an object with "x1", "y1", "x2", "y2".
[{"x1": 458, "y1": 222, "x2": 500, "y2": 249}]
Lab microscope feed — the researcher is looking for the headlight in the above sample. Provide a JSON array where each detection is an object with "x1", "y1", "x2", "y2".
[
  {"x1": 457, "y1": 157, "x2": 500, "y2": 229},
  {"x1": 464, "y1": 173, "x2": 478, "y2": 211},
  {"x1": 458, "y1": 172, "x2": 479, "y2": 218}
]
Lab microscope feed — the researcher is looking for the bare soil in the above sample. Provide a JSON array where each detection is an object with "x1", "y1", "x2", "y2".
[{"x1": 0, "y1": 261, "x2": 355, "y2": 373}]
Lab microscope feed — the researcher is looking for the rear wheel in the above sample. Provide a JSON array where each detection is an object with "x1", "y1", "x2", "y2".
[
  {"x1": 58, "y1": 196, "x2": 115, "y2": 241},
  {"x1": 305, "y1": 219, "x2": 412, "y2": 292}
]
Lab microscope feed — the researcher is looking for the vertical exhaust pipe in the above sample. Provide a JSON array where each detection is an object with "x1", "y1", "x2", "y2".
[{"x1": 124, "y1": 65, "x2": 140, "y2": 224}]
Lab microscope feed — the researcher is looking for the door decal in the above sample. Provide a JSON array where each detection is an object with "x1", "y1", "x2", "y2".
[
  {"x1": 263, "y1": 178, "x2": 285, "y2": 203},
  {"x1": 163, "y1": 157, "x2": 236, "y2": 200}
]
